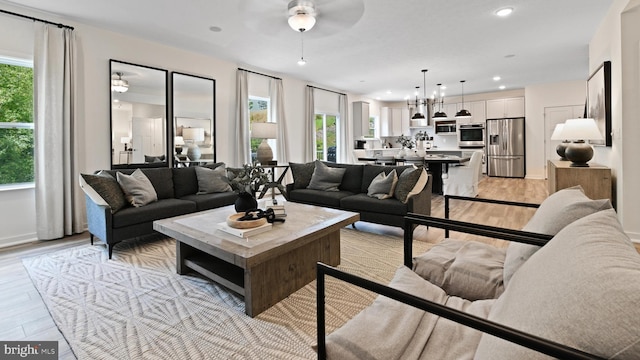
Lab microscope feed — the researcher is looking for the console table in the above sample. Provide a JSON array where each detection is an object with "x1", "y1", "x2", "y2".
[{"x1": 547, "y1": 160, "x2": 612, "y2": 202}]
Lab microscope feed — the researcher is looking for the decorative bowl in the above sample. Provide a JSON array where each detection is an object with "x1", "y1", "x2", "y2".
[{"x1": 226, "y1": 212, "x2": 267, "y2": 229}]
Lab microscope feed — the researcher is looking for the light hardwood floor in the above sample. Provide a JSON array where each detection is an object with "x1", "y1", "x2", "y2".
[{"x1": 0, "y1": 176, "x2": 568, "y2": 359}]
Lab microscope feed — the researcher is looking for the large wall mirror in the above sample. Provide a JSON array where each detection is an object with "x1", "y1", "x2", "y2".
[
  {"x1": 110, "y1": 60, "x2": 168, "y2": 169},
  {"x1": 172, "y1": 72, "x2": 216, "y2": 166}
]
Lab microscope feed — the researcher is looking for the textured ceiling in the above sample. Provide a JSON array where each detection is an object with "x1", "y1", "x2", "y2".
[{"x1": 2, "y1": 0, "x2": 612, "y2": 100}]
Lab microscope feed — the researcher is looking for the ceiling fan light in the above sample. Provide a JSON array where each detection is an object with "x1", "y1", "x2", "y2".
[
  {"x1": 288, "y1": 13, "x2": 316, "y2": 32},
  {"x1": 297, "y1": 57, "x2": 307, "y2": 66},
  {"x1": 111, "y1": 73, "x2": 129, "y2": 93}
]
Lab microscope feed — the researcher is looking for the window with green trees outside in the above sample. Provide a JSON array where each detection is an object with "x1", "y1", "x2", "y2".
[
  {"x1": 315, "y1": 113, "x2": 337, "y2": 162},
  {"x1": 0, "y1": 60, "x2": 34, "y2": 186}
]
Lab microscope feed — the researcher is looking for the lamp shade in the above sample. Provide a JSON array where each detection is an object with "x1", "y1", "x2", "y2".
[
  {"x1": 251, "y1": 122, "x2": 278, "y2": 139},
  {"x1": 174, "y1": 136, "x2": 185, "y2": 146},
  {"x1": 182, "y1": 128, "x2": 205, "y2": 142},
  {"x1": 120, "y1": 137, "x2": 130, "y2": 144},
  {"x1": 550, "y1": 123, "x2": 566, "y2": 140},
  {"x1": 560, "y1": 118, "x2": 603, "y2": 141}
]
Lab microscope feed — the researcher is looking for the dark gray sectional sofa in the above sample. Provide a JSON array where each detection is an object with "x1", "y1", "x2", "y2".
[
  {"x1": 286, "y1": 162, "x2": 432, "y2": 229},
  {"x1": 82, "y1": 163, "x2": 237, "y2": 259}
]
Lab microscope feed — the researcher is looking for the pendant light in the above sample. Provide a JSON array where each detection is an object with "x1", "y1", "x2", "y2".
[
  {"x1": 111, "y1": 72, "x2": 129, "y2": 93},
  {"x1": 455, "y1": 80, "x2": 472, "y2": 118},
  {"x1": 408, "y1": 69, "x2": 428, "y2": 119},
  {"x1": 432, "y1": 83, "x2": 448, "y2": 118}
]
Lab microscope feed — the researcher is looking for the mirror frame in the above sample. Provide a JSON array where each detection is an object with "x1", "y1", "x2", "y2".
[
  {"x1": 171, "y1": 72, "x2": 216, "y2": 167},
  {"x1": 109, "y1": 59, "x2": 169, "y2": 169}
]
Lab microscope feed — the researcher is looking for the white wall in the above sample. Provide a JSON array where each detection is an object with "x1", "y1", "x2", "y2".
[
  {"x1": 588, "y1": 0, "x2": 639, "y2": 240},
  {"x1": 524, "y1": 80, "x2": 587, "y2": 179}
]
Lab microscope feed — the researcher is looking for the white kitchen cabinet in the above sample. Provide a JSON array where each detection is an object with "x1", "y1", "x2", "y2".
[
  {"x1": 352, "y1": 101, "x2": 370, "y2": 138},
  {"x1": 380, "y1": 107, "x2": 410, "y2": 137},
  {"x1": 486, "y1": 97, "x2": 525, "y2": 119},
  {"x1": 455, "y1": 100, "x2": 486, "y2": 125}
]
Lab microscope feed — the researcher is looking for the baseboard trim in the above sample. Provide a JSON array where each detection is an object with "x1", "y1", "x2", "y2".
[{"x1": 0, "y1": 233, "x2": 38, "y2": 249}]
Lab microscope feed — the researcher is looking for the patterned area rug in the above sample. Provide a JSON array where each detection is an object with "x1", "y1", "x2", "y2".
[{"x1": 23, "y1": 228, "x2": 432, "y2": 359}]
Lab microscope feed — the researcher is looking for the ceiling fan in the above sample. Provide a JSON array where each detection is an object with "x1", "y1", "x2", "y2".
[{"x1": 239, "y1": 0, "x2": 365, "y2": 39}]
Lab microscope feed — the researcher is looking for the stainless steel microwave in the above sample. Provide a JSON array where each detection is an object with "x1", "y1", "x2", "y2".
[{"x1": 434, "y1": 120, "x2": 456, "y2": 134}]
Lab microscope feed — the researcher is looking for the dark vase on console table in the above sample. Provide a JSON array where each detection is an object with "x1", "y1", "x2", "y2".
[{"x1": 235, "y1": 192, "x2": 258, "y2": 212}]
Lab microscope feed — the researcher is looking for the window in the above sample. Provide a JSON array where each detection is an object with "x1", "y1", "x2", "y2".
[
  {"x1": 249, "y1": 96, "x2": 273, "y2": 162},
  {"x1": 315, "y1": 113, "x2": 337, "y2": 162},
  {"x1": 367, "y1": 115, "x2": 377, "y2": 138},
  {"x1": 0, "y1": 58, "x2": 34, "y2": 187}
]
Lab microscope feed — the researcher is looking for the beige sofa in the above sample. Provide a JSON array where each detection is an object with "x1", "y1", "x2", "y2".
[{"x1": 317, "y1": 187, "x2": 640, "y2": 359}]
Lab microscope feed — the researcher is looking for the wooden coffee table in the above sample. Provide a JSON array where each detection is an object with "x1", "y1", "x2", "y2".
[{"x1": 153, "y1": 202, "x2": 359, "y2": 317}]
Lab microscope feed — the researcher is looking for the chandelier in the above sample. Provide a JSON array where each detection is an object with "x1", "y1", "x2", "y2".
[
  {"x1": 407, "y1": 69, "x2": 431, "y2": 120},
  {"x1": 111, "y1": 72, "x2": 129, "y2": 93}
]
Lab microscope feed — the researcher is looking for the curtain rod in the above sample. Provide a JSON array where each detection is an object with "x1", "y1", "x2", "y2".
[
  {"x1": 237, "y1": 68, "x2": 281, "y2": 80},
  {"x1": 0, "y1": 9, "x2": 74, "y2": 30},
  {"x1": 307, "y1": 85, "x2": 346, "y2": 96}
]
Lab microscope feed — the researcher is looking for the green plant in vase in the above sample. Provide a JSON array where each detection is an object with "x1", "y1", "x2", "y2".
[{"x1": 226, "y1": 163, "x2": 270, "y2": 212}]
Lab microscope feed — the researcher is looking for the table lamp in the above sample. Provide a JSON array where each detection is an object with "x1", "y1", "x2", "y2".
[
  {"x1": 550, "y1": 123, "x2": 569, "y2": 160},
  {"x1": 182, "y1": 128, "x2": 205, "y2": 161},
  {"x1": 560, "y1": 118, "x2": 603, "y2": 167},
  {"x1": 120, "y1": 137, "x2": 131, "y2": 151},
  {"x1": 251, "y1": 122, "x2": 277, "y2": 165},
  {"x1": 174, "y1": 136, "x2": 185, "y2": 154}
]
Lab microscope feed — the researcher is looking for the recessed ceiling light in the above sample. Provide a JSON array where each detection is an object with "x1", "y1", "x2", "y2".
[
  {"x1": 209, "y1": 26, "x2": 222, "y2": 32},
  {"x1": 496, "y1": 8, "x2": 513, "y2": 17},
  {"x1": 493, "y1": 76, "x2": 501, "y2": 81},
  {"x1": 505, "y1": 54, "x2": 516, "y2": 58},
  {"x1": 386, "y1": 90, "x2": 392, "y2": 94},
  {"x1": 499, "y1": 85, "x2": 506, "y2": 90}
]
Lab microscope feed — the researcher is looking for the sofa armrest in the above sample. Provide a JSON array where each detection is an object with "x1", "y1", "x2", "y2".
[
  {"x1": 84, "y1": 194, "x2": 113, "y2": 243},
  {"x1": 402, "y1": 214, "x2": 553, "y2": 268},
  {"x1": 406, "y1": 173, "x2": 432, "y2": 217},
  {"x1": 316, "y1": 262, "x2": 604, "y2": 360}
]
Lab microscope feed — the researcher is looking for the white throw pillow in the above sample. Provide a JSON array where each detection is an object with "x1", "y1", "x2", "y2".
[
  {"x1": 367, "y1": 169, "x2": 398, "y2": 199},
  {"x1": 116, "y1": 169, "x2": 158, "y2": 207}
]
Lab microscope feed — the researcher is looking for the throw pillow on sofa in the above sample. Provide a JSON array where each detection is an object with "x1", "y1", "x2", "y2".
[
  {"x1": 289, "y1": 161, "x2": 315, "y2": 189},
  {"x1": 394, "y1": 167, "x2": 428, "y2": 203},
  {"x1": 474, "y1": 209, "x2": 640, "y2": 359},
  {"x1": 117, "y1": 168, "x2": 158, "y2": 207},
  {"x1": 502, "y1": 185, "x2": 612, "y2": 286},
  {"x1": 195, "y1": 165, "x2": 232, "y2": 194},
  {"x1": 79, "y1": 171, "x2": 127, "y2": 213},
  {"x1": 367, "y1": 169, "x2": 398, "y2": 199},
  {"x1": 308, "y1": 160, "x2": 346, "y2": 191}
]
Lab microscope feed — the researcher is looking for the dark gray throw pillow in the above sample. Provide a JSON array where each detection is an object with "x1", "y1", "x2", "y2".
[
  {"x1": 367, "y1": 169, "x2": 398, "y2": 199},
  {"x1": 394, "y1": 167, "x2": 422, "y2": 203},
  {"x1": 195, "y1": 166, "x2": 232, "y2": 194},
  {"x1": 80, "y1": 171, "x2": 127, "y2": 213},
  {"x1": 289, "y1": 161, "x2": 316, "y2": 189},
  {"x1": 307, "y1": 160, "x2": 346, "y2": 192}
]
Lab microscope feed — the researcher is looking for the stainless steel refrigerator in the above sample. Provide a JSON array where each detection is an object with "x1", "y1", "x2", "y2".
[{"x1": 486, "y1": 117, "x2": 525, "y2": 178}]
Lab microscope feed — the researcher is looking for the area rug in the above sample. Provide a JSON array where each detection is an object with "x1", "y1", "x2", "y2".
[{"x1": 23, "y1": 228, "x2": 432, "y2": 359}]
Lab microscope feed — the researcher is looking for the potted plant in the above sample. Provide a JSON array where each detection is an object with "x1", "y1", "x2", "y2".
[
  {"x1": 226, "y1": 163, "x2": 270, "y2": 211},
  {"x1": 395, "y1": 134, "x2": 414, "y2": 157}
]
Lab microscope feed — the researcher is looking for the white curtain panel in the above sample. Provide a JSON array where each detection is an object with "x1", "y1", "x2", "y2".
[
  {"x1": 33, "y1": 23, "x2": 83, "y2": 239},
  {"x1": 304, "y1": 86, "x2": 315, "y2": 162},
  {"x1": 338, "y1": 94, "x2": 351, "y2": 163},
  {"x1": 235, "y1": 70, "x2": 251, "y2": 166},
  {"x1": 269, "y1": 78, "x2": 293, "y2": 184}
]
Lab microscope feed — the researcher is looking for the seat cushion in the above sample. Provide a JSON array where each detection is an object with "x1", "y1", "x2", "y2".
[
  {"x1": 413, "y1": 239, "x2": 506, "y2": 301},
  {"x1": 340, "y1": 193, "x2": 408, "y2": 216},
  {"x1": 288, "y1": 189, "x2": 354, "y2": 208},
  {"x1": 475, "y1": 209, "x2": 640, "y2": 359},
  {"x1": 112, "y1": 198, "x2": 196, "y2": 228},
  {"x1": 179, "y1": 192, "x2": 237, "y2": 211},
  {"x1": 503, "y1": 186, "x2": 612, "y2": 286},
  {"x1": 325, "y1": 266, "x2": 494, "y2": 360}
]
